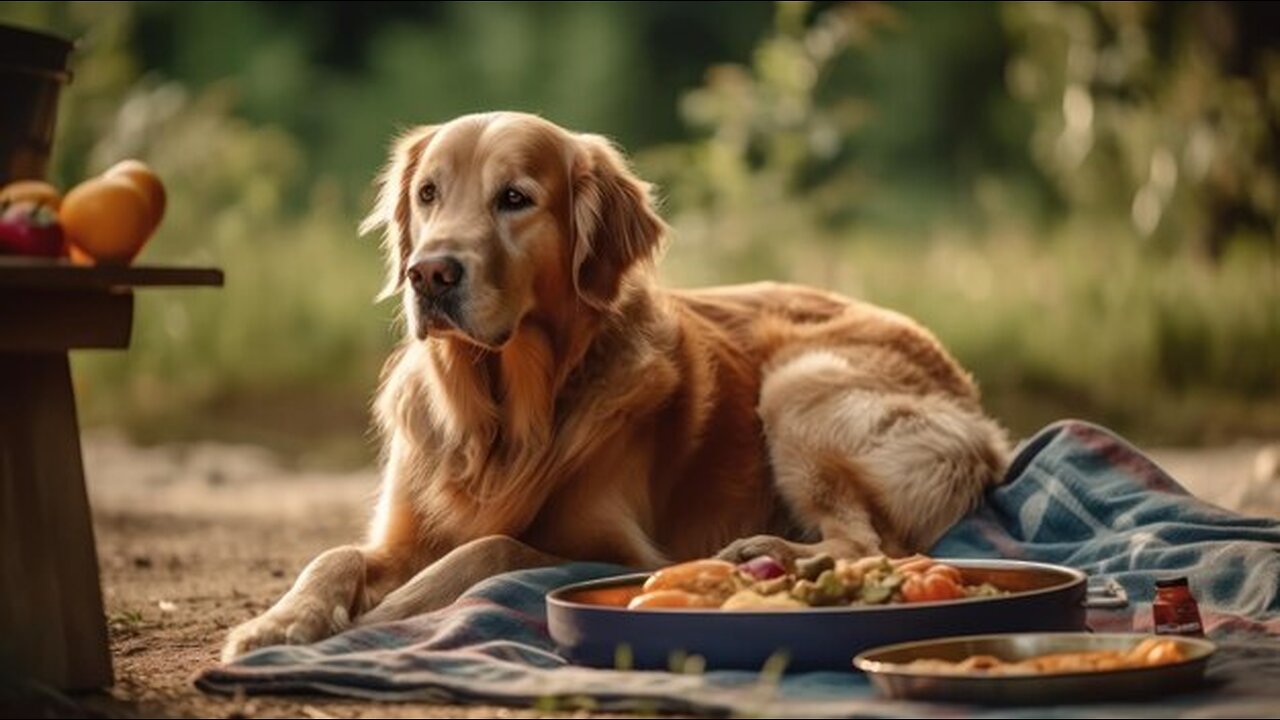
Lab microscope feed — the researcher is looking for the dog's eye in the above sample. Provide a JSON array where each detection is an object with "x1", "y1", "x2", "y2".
[
  {"x1": 496, "y1": 187, "x2": 533, "y2": 212},
  {"x1": 418, "y1": 182, "x2": 437, "y2": 205}
]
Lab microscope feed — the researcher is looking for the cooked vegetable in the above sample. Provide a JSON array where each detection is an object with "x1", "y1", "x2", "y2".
[
  {"x1": 902, "y1": 571, "x2": 966, "y2": 603},
  {"x1": 623, "y1": 553, "x2": 1010, "y2": 611},
  {"x1": 905, "y1": 637, "x2": 1189, "y2": 676},
  {"x1": 722, "y1": 589, "x2": 805, "y2": 611},
  {"x1": 736, "y1": 555, "x2": 787, "y2": 581},
  {"x1": 795, "y1": 553, "x2": 836, "y2": 581},
  {"x1": 643, "y1": 559, "x2": 736, "y2": 594},
  {"x1": 893, "y1": 555, "x2": 936, "y2": 574},
  {"x1": 859, "y1": 582, "x2": 893, "y2": 604},
  {"x1": 924, "y1": 563, "x2": 963, "y2": 584}
]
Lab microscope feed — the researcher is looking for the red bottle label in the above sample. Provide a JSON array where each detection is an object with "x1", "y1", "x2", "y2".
[{"x1": 1153, "y1": 586, "x2": 1205, "y2": 637}]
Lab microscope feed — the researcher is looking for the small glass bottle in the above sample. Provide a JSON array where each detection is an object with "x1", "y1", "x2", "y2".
[{"x1": 1152, "y1": 577, "x2": 1205, "y2": 637}]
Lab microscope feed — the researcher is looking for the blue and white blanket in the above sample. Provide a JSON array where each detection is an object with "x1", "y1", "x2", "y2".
[{"x1": 197, "y1": 421, "x2": 1280, "y2": 717}]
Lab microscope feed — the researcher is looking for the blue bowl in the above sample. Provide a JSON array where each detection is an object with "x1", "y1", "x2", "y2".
[{"x1": 547, "y1": 559, "x2": 1094, "y2": 672}]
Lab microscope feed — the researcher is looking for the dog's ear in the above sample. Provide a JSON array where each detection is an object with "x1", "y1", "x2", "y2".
[
  {"x1": 570, "y1": 134, "x2": 667, "y2": 309},
  {"x1": 361, "y1": 125, "x2": 438, "y2": 301}
]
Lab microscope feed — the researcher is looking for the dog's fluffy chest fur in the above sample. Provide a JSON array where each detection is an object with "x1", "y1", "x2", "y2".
[{"x1": 369, "y1": 284, "x2": 791, "y2": 566}]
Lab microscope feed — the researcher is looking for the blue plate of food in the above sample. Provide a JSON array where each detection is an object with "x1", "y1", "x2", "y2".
[{"x1": 547, "y1": 554, "x2": 1127, "y2": 672}]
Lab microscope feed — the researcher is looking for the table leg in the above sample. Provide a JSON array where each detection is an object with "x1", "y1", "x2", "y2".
[{"x1": 0, "y1": 352, "x2": 113, "y2": 690}]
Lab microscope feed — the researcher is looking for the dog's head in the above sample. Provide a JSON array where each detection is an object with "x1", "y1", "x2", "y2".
[{"x1": 362, "y1": 112, "x2": 667, "y2": 348}]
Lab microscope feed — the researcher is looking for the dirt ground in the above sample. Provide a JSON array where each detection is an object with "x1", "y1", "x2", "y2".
[
  {"x1": 10, "y1": 429, "x2": 1280, "y2": 718},
  {"x1": 11, "y1": 431, "x2": 610, "y2": 719}
]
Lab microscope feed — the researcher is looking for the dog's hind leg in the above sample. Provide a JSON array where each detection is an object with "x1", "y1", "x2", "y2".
[
  {"x1": 356, "y1": 535, "x2": 564, "y2": 626},
  {"x1": 719, "y1": 350, "x2": 1009, "y2": 565}
]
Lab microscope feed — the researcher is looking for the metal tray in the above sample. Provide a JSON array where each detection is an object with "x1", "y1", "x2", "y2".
[
  {"x1": 853, "y1": 632, "x2": 1216, "y2": 705},
  {"x1": 547, "y1": 559, "x2": 1125, "y2": 672}
]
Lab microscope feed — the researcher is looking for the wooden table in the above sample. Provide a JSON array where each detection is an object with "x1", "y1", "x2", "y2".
[{"x1": 0, "y1": 257, "x2": 223, "y2": 690}]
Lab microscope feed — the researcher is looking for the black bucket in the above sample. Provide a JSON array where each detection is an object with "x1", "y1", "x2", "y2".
[{"x1": 0, "y1": 22, "x2": 75, "y2": 184}]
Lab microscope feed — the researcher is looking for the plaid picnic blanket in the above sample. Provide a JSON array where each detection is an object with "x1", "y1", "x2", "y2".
[{"x1": 197, "y1": 420, "x2": 1280, "y2": 717}]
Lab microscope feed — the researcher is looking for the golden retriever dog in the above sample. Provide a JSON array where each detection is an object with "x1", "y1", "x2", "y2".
[{"x1": 222, "y1": 112, "x2": 1009, "y2": 660}]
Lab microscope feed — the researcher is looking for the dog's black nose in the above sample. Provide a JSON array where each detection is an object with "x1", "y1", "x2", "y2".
[{"x1": 408, "y1": 256, "x2": 464, "y2": 298}]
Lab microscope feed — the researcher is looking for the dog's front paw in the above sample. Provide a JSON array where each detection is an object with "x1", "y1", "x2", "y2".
[
  {"x1": 715, "y1": 534, "x2": 804, "y2": 566},
  {"x1": 220, "y1": 601, "x2": 352, "y2": 663}
]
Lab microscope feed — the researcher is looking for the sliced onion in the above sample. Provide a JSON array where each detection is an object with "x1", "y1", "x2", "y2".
[{"x1": 737, "y1": 555, "x2": 787, "y2": 581}]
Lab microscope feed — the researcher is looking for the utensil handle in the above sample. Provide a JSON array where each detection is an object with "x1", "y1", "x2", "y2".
[{"x1": 1083, "y1": 579, "x2": 1129, "y2": 609}]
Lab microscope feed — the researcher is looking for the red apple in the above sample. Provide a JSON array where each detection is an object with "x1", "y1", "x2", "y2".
[{"x1": 0, "y1": 201, "x2": 66, "y2": 257}]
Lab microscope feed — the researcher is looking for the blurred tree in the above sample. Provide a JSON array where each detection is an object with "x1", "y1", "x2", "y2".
[
  {"x1": 124, "y1": 1, "x2": 776, "y2": 205},
  {"x1": 645, "y1": 0, "x2": 1049, "y2": 286},
  {"x1": 644, "y1": 1, "x2": 899, "y2": 284},
  {"x1": 1004, "y1": 1, "x2": 1280, "y2": 258}
]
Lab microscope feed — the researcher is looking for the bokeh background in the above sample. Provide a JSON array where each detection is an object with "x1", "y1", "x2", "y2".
[{"x1": 4, "y1": 1, "x2": 1278, "y2": 467}]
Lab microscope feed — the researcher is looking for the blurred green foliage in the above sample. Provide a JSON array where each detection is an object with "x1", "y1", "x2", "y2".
[
  {"x1": 1, "y1": 1, "x2": 1275, "y2": 461},
  {"x1": 1004, "y1": 2, "x2": 1280, "y2": 256}
]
